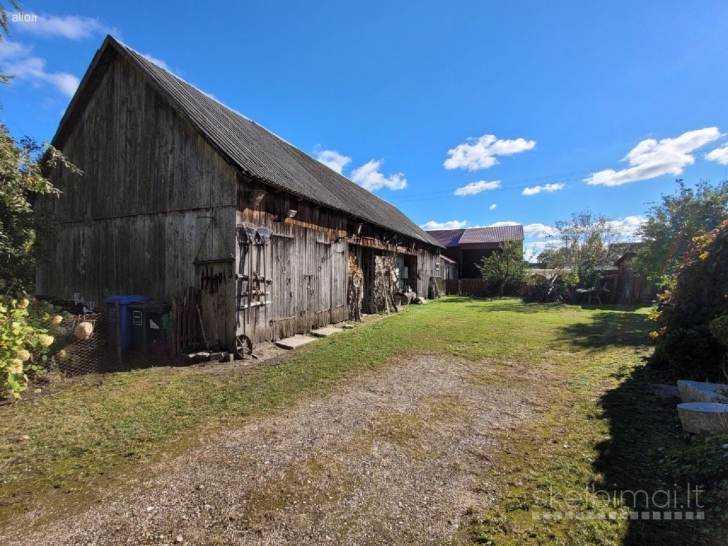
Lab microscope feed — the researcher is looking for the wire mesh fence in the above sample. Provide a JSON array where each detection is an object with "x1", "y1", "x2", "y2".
[{"x1": 54, "y1": 313, "x2": 120, "y2": 376}]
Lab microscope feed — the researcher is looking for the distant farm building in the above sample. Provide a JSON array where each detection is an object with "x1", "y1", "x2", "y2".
[{"x1": 425, "y1": 225, "x2": 524, "y2": 279}]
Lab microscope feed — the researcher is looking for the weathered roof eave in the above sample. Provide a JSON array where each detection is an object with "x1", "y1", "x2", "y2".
[{"x1": 51, "y1": 36, "x2": 442, "y2": 249}]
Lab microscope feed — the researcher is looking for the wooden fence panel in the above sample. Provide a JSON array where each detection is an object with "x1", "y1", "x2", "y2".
[{"x1": 443, "y1": 278, "x2": 487, "y2": 296}]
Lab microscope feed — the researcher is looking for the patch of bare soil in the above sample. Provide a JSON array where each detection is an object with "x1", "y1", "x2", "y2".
[{"x1": 8, "y1": 356, "x2": 533, "y2": 545}]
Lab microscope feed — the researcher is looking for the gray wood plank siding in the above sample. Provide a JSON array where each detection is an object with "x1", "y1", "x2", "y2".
[{"x1": 36, "y1": 54, "x2": 238, "y2": 346}]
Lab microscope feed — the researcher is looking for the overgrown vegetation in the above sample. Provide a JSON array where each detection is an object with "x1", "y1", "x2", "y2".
[
  {"x1": 636, "y1": 180, "x2": 728, "y2": 288},
  {"x1": 649, "y1": 220, "x2": 728, "y2": 380},
  {"x1": 1, "y1": 299, "x2": 726, "y2": 544},
  {"x1": 0, "y1": 296, "x2": 64, "y2": 398},
  {"x1": 0, "y1": 2, "x2": 81, "y2": 399}
]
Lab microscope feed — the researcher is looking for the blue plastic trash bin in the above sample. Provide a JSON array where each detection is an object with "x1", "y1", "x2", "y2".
[{"x1": 106, "y1": 295, "x2": 150, "y2": 352}]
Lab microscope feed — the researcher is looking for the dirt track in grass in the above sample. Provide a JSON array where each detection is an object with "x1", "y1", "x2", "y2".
[{"x1": 9, "y1": 355, "x2": 533, "y2": 545}]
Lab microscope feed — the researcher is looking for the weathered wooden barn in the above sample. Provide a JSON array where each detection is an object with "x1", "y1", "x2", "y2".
[{"x1": 36, "y1": 36, "x2": 442, "y2": 351}]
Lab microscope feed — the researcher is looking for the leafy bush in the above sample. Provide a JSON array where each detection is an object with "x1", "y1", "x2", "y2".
[
  {"x1": 0, "y1": 292, "x2": 62, "y2": 399},
  {"x1": 649, "y1": 220, "x2": 728, "y2": 379},
  {"x1": 651, "y1": 326, "x2": 724, "y2": 380},
  {"x1": 709, "y1": 315, "x2": 728, "y2": 348},
  {"x1": 637, "y1": 180, "x2": 728, "y2": 287}
]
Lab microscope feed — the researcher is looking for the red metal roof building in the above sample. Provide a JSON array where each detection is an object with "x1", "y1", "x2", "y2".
[{"x1": 426, "y1": 225, "x2": 524, "y2": 278}]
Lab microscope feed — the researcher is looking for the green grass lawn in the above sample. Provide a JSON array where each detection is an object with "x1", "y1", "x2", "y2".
[{"x1": 1, "y1": 297, "x2": 726, "y2": 544}]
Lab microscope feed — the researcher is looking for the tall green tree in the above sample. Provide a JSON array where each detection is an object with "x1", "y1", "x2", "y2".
[
  {"x1": 636, "y1": 180, "x2": 728, "y2": 286},
  {"x1": 478, "y1": 239, "x2": 527, "y2": 296},
  {"x1": 541, "y1": 210, "x2": 618, "y2": 287}
]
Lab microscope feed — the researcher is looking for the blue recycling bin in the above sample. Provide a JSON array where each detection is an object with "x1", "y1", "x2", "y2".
[{"x1": 106, "y1": 295, "x2": 150, "y2": 352}]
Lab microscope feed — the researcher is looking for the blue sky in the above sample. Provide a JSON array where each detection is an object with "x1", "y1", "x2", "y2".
[{"x1": 2, "y1": 1, "x2": 728, "y2": 259}]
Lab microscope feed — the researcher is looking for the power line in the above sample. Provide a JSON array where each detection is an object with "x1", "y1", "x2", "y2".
[{"x1": 389, "y1": 164, "x2": 623, "y2": 204}]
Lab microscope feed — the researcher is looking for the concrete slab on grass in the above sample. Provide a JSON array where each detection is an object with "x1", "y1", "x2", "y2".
[
  {"x1": 311, "y1": 327, "x2": 344, "y2": 338},
  {"x1": 677, "y1": 380, "x2": 728, "y2": 404},
  {"x1": 275, "y1": 335, "x2": 317, "y2": 350}
]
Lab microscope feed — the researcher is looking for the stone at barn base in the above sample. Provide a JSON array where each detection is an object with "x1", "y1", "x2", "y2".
[
  {"x1": 193, "y1": 352, "x2": 210, "y2": 363},
  {"x1": 677, "y1": 380, "x2": 728, "y2": 404},
  {"x1": 414, "y1": 297, "x2": 427, "y2": 305},
  {"x1": 209, "y1": 351, "x2": 225, "y2": 362},
  {"x1": 275, "y1": 335, "x2": 317, "y2": 350},
  {"x1": 311, "y1": 327, "x2": 344, "y2": 338},
  {"x1": 678, "y1": 402, "x2": 728, "y2": 435}
]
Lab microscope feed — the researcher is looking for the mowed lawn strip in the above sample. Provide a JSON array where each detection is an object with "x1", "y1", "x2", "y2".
[{"x1": 1, "y1": 298, "x2": 725, "y2": 544}]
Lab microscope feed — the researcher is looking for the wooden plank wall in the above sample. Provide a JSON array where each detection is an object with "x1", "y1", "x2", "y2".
[
  {"x1": 235, "y1": 181, "x2": 350, "y2": 344},
  {"x1": 36, "y1": 53, "x2": 238, "y2": 347}
]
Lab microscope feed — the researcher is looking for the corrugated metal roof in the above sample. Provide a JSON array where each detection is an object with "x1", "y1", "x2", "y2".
[
  {"x1": 426, "y1": 225, "x2": 524, "y2": 246},
  {"x1": 55, "y1": 36, "x2": 441, "y2": 248},
  {"x1": 459, "y1": 225, "x2": 524, "y2": 244},
  {"x1": 426, "y1": 229, "x2": 465, "y2": 248}
]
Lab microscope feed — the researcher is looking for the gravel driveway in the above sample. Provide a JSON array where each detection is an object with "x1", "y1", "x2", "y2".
[{"x1": 9, "y1": 356, "x2": 532, "y2": 545}]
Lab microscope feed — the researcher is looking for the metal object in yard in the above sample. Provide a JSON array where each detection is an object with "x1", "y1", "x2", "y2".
[{"x1": 235, "y1": 333, "x2": 254, "y2": 359}]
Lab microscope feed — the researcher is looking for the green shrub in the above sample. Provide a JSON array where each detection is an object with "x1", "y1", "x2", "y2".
[
  {"x1": 0, "y1": 293, "x2": 61, "y2": 399},
  {"x1": 658, "y1": 326, "x2": 724, "y2": 380},
  {"x1": 709, "y1": 315, "x2": 728, "y2": 347},
  {"x1": 649, "y1": 220, "x2": 728, "y2": 379}
]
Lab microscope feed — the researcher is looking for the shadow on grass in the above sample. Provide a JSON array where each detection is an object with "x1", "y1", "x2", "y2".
[
  {"x1": 594, "y1": 363, "x2": 728, "y2": 545},
  {"x1": 558, "y1": 310, "x2": 652, "y2": 348},
  {"x1": 576, "y1": 306, "x2": 728, "y2": 544}
]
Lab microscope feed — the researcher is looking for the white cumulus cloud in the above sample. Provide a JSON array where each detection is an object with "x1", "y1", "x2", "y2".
[
  {"x1": 453, "y1": 180, "x2": 501, "y2": 196},
  {"x1": 489, "y1": 204, "x2": 497, "y2": 210},
  {"x1": 585, "y1": 128, "x2": 722, "y2": 186},
  {"x1": 314, "y1": 149, "x2": 352, "y2": 174},
  {"x1": 705, "y1": 144, "x2": 728, "y2": 165},
  {"x1": 524, "y1": 241, "x2": 551, "y2": 262},
  {"x1": 351, "y1": 159, "x2": 407, "y2": 191},
  {"x1": 444, "y1": 134, "x2": 536, "y2": 171},
  {"x1": 0, "y1": 42, "x2": 79, "y2": 97},
  {"x1": 420, "y1": 220, "x2": 468, "y2": 230},
  {"x1": 607, "y1": 215, "x2": 647, "y2": 238},
  {"x1": 522, "y1": 183, "x2": 565, "y2": 196},
  {"x1": 13, "y1": 13, "x2": 116, "y2": 40},
  {"x1": 488, "y1": 221, "x2": 520, "y2": 227},
  {"x1": 523, "y1": 223, "x2": 559, "y2": 238}
]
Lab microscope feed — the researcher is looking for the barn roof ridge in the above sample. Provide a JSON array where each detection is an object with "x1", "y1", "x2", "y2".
[{"x1": 52, "y1": 35, "x2": 442, "y2": 248}]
